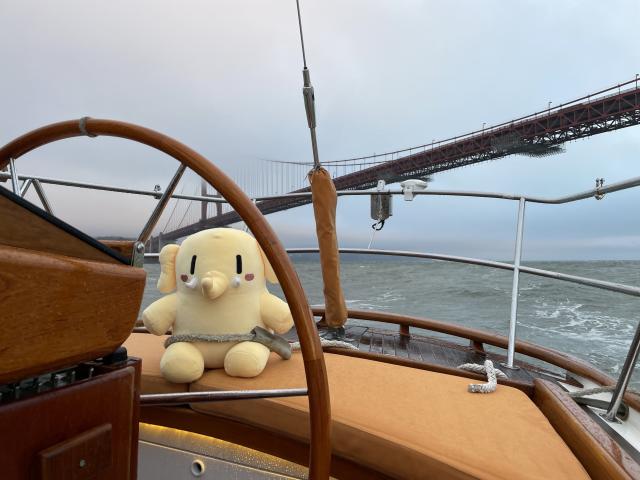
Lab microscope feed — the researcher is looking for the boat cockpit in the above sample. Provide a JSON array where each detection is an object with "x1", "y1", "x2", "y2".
[{"x1": 2, "y1": 118, "x2": 640, "y2": 479}]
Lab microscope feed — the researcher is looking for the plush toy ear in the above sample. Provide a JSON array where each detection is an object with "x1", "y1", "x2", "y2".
[
  {"x1": 258, "y1": 243, "x2": 278, "y2": 284},
  {"x1": 157, "y1": 244, "x2": 180, "y2": 293}
]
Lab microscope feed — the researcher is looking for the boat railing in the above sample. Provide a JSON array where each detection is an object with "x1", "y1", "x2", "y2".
[{"x1": 2, "y1": 166, "x2": 639, "y2": 422}]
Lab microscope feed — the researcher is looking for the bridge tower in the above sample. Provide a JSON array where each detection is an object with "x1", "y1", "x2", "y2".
[{"x1": 200, "y1": 179, "x2": 223, "y2": 223}]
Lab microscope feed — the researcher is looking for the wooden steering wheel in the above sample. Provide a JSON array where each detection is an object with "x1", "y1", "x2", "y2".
[{"x1": 0, "y1": 118, "x2": 332, "y2": 479}]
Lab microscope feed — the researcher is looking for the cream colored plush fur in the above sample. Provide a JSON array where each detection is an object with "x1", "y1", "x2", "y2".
[{"x1": 142, "y1": 228, "x2": 294, "y2": 383}]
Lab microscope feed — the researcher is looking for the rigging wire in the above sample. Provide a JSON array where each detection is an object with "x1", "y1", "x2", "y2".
[
  {"x1": 295, "y1": 0, "x2": 307, "y2": 69},
  {"x1": 264, "y1": 158, "x2": 390, "y2": 167},
  {"x1": 295, "y1": 0, "x2": 321, "y2": 169},
  {"x1": 174, "y1": 186, "x2": 198, "y2": 230},
  {"x1": 160, "y1": 183, "x2": 187, "y2": 233}
]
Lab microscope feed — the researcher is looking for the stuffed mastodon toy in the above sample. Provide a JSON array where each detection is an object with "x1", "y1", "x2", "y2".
[{"x1": 142, "y1": 228, "x2": 294, "y2": 383}]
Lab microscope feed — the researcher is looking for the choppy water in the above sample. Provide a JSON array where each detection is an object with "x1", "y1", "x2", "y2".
[{"x1": 141, "y1": 257, "x2": 640, "y2": 384}]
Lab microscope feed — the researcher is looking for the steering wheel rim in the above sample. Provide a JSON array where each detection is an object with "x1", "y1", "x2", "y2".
[{"x1": 0, "y1": 118, "x2": 332, "y2": 479}]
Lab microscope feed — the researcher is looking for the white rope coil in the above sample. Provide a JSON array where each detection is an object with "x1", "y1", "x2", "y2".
[
  {"x1": 290, "y1": 338, "x2": 358, "y2": 351},
  {"x1": 568, "y1": 386, "x2": 614, "y2": 398},
  {"x1": 458, "y1": 360, "x2": 506, "y2": 394},
  {"x1": 568, "y1": 385, "x2": 640, "y2": 398},
  {"x1": 458, "y1": 361, "x2": 508, "y2": 379}
]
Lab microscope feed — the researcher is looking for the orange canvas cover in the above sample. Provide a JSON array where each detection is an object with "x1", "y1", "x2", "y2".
[{"x1": 308, "y1": 167, "x2": 347, "y2": 328}]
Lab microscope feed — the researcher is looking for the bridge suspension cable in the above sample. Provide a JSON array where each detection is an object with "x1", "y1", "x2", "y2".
[
  {"x1": 267, "y1": 76, "x2": 640, "y2": 167},
  {"x1": 155, "y1": 76, "x2": 639, "y2": 241}
]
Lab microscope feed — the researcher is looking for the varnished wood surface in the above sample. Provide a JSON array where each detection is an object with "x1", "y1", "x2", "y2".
[
  {"x1": 0, "y1": 245, "x2": 146, "y2": 384},
  {"x1": 0, "y1": 118, "x2": 331, "y2": 479},
  {"x1": 100, "y1": 240, "x2": 135, "y2": 262},
  {"x1": 349, "y1": 326, "x2": 557, "y2": 382},
  {"x1": 318, "y1": 308, "x2": 606, "y2": 381},
  {"x1": 0, "y1": 188, "x2": 123, "y2": 264},
  {"x1": 0, "y1": 364, "x2": 138, "y2": 480},
  {"x1": 282, "y1": 325, "x2": 560, "y2": 396},
  {"x1": 98, "y1": 359, "x2": 141, "y2": 480},
  {"x1": 38, "y1": 423, "x2": 112, "y2": 479},
  {"x1": 534, "y1": 379, "x2": 640, "y2": 480}
]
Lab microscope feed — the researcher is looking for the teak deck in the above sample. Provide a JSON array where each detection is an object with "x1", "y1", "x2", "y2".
[{"x1": 285, "y1": 324, "x2": 573, "y2": 389}]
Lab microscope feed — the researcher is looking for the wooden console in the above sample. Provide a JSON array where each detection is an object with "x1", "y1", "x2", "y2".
[{"x1": 0, "y1": 358, "x2": 141, "y2": 480}]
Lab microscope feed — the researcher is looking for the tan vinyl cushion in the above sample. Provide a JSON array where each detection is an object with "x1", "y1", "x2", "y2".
[
  {"x1": 124, "y1": 334, "x2": 187, "y2": 394},
  {"x1": 126, "y1": 333, "x2": 589, "y2": 479}
]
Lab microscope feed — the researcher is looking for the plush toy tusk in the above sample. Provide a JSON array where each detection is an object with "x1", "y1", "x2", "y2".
[
  {"x1": 201, "y1": 271, "x2": 230, "y2": 300},
  {"x1": 231, "y1": 276, "x2": 241, "y2": 288},
  {"x1": 184, "y1": 277, "x2": 198, "y2": 289}
]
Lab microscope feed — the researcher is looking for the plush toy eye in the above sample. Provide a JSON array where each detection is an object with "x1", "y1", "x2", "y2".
[
  {"x1": 236, "y1": 255, "x2": 242, "y2": 274},
  {"x1": 190, "y1": 255, "x2": 197, "y2": 275}
]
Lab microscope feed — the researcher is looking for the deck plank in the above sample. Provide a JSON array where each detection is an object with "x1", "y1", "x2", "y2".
[
  {"x1": 346, "y1": 326, "x2": 369, "y2": 350},
  {"x1": 394, "y1": 335, "x2": 410, "y2": 358},
  {"x1": 416, "y1": 340, "x2": 437, "y2": 364},
  {"x1": 440, "y1": 344, "x2": 471, "y2": 369},
  {"x1": 419, "y1": 342, "x2": 445, "y2": 365},
  {"x1": 407, "y1": 339, "x2": 423, "y2": 362},
  {"x1": 425, "y1": 343, "x2": 448, "y2": 366},
  {"x1": 358, "y1": 331, "x2": 373, "y2": 352},
  {"x1": 381, "y1": 334, "x2": 395, "y2": 356},
  {"x1": 454, "y1": 348, "x2": 484, "y2": 367},
  {"x1": 307, "y1": 323, "x2": 569, "y2": 392},
  {"x1": 371, "y1": 333, "x2": 383, "y2": 354}
]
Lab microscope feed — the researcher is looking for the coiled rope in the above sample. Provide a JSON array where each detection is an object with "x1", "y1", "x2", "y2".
[
  {"x1": 568, "y1": 385, "x2": 640, "y2": 398},
  {"x1": 290, "y1": 338, "x2": 358, "y2": 351},
  {"x1": 458, "y1": 360, "x2": 507, "y2": 394}
]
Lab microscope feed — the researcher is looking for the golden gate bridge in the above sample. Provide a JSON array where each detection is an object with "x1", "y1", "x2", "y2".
[{"x1": 154, "y1": 77, "x2": 640, "y2": 248}]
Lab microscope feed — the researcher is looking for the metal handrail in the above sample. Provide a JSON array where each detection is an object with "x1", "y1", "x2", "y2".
[
  {"x1": 3, "y1": 172, "x2": 640, "y2": 205},
  {"x1": 0, "y1": 171, "x2": 228, "y2": 203},
  {"x1": 140, "y1": 388, "x2": 308, "y2": 406},
  {"x1": 286, "y1": 248, "x2": 640, "y2": 298}
]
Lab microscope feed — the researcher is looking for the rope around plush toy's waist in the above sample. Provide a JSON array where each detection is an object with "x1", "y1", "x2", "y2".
[{"x1": 164, "y1": 326, "x2": 292, "y2": 360}]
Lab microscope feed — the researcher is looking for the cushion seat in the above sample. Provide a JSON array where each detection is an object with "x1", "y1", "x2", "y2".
[{"x1": 125, "y1": 333, "x2": 589, "y2": 480}]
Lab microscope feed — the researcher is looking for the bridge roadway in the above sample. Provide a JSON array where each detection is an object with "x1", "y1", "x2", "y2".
[{"x1": 160, "y1": 81, "x2": 640, "y2": 242}]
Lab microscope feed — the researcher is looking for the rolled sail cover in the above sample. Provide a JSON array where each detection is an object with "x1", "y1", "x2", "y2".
[{"x1": 308, "y1": 167, "x2": 348, "y2": 328}]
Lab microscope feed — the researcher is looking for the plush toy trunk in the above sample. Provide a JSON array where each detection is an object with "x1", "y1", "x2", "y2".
[{"x1": 0, "y1": 185, "x2": 146, "y2": 384}]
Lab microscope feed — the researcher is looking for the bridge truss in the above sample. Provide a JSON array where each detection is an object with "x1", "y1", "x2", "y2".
[{"x1": 158, "y1": 79, "x2": 640, "y2": 243}]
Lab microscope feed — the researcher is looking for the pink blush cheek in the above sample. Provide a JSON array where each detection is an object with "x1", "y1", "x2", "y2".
[{"x1": 244, "y1": 273, "x2": 255, "y2": 281}]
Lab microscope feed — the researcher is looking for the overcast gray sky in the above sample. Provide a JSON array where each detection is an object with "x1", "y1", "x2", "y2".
[{"x1": 1, "y1": 1, "x2": 639, "y2": 260}]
